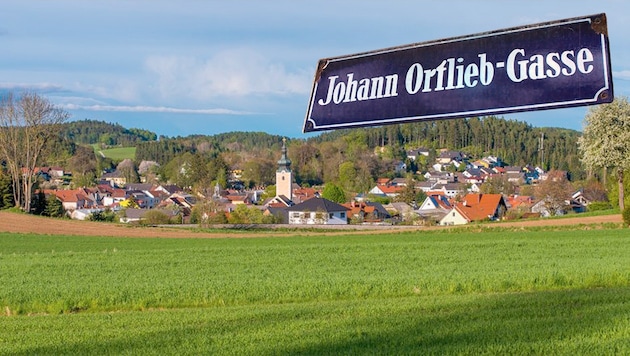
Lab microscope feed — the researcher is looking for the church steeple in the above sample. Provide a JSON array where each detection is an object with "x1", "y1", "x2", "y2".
[
  {"x1": 277, "y1": 138, "x2": 291, "y2": 172},
  {"x1": 275, "y1": 138, "x2": 293, "y2": 201}
]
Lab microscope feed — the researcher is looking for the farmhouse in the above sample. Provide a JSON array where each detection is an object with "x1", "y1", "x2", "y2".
[{"x1": 285, "y1": 197, "x2": 349, "y2": 225}]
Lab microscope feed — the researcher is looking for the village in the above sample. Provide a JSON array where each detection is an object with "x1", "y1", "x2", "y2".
[{"x1": 34, "y1": 138, "x2": 601, "y2": 227}]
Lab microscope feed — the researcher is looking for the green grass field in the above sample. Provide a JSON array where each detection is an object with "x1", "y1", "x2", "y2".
[
  {"x1": 92, "y1": 144, "x2": 136, "y2": 161},
  {"x1": 1, "y1": 227, "x2": 629, "y2": 354}
]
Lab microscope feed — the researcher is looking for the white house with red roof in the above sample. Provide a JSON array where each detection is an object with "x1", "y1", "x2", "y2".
[{"x1": 440, "y1": 193, "x2": 507, "y2": 226}]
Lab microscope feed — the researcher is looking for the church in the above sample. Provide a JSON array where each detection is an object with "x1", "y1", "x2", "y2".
[{"x1": 266, "y1": 138, "x2": 349, "y2": 225}]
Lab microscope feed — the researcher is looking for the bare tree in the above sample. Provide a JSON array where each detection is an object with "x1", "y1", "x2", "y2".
[{"x1": 0, "y1": 92, "x2": 69, "y2": 212}]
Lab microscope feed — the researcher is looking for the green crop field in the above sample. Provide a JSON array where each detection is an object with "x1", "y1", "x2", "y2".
[{"x1": 1, "y1": 227, "x2": 629, "y2": 354}]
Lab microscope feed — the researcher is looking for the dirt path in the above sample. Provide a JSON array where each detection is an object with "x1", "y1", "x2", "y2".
[{"x1": 0, "y1": 211, "x2": 623, "y2": 239}]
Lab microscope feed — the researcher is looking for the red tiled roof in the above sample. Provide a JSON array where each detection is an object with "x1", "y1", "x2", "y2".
[
  {"x1": 454, "y1": 193, "x2": 505, "y2": 222},
  {"x1": 377, "y1": 185, "x2": 405, "y2": 194},
  {"x1": 54, "y1": 189, "x2": 87, "y2": 203}
]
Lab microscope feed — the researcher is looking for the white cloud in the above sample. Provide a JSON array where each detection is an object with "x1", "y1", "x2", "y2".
[
  {"x1": 144, "y1": 48, "x2": 312, "y2": 100},
  {"x1": 613, "y1": 70, "x2": 630, "y2": 80},
  {"x1": 60, "y1": 103, "x2": 253, "y2": 115},
  {"x1": 0, "y1": 82, "x2": 64, "y2": 92}
]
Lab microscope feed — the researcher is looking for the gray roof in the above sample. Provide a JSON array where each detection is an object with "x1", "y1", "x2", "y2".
[{"x1": 285, "y1": 197, "x2": 349, "y2": 213}]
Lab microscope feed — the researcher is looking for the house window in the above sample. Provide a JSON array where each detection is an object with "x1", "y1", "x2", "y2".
[
  {"x1": 329, "y1": 213, "x2": 333, "y2": 219},
  {"x1": 452, "y1": 212, "x2": 455, "y2": 217},
  {"x1": 291, "y1": 212, "x2": 300, "y2": 218},
  {"x1": 341, "y1": 212, "x2": 345, "y2": 218}
]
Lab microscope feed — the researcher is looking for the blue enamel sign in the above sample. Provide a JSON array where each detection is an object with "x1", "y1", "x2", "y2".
[{"x1": 303, "y1": 13, "x2": 613, "y2": 133}]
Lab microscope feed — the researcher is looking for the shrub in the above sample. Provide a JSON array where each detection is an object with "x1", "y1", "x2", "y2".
[
  {"x1": 623, "y1": 206, "x2": 630, "y2": 227},
  {"x1": 142, "y1": 210, "x2": 172, "y2": 225},
  {"x1": 587, "y1": 201, "x2": 613, "y2": 212},
  {"x1": 88, "y1": 209, "x2": 117, "y2": 222}
]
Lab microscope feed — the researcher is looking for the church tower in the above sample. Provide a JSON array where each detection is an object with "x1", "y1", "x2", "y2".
[{"x1": 275, "y1": 138, "x2": 293, "y2": 201}]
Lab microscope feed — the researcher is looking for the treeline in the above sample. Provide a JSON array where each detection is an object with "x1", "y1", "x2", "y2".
[
  {"x1": 61, "y1": 119, "x2": 157, "y2": 146},
  {"x1": 48, "y1": 116, "x2": 585, "y2": 193},
  {"x1": 134, "y1": 132, "x2": 284, "y2": 166},
  {"x1": 312, "y1": 116, "x2": 583, "y2": 179}
]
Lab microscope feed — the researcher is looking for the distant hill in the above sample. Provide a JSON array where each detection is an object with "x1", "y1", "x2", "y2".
[{"x1": 61, "y1": 119, "x2": 157, "y2": 146}]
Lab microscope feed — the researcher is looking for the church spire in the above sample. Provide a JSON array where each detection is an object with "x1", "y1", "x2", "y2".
[
  {"x1": 277, "y1": 137, "x2": 291, "y2": 172},
  {"x1": 275, "y1": 137, "x2": 293, "y2": 202}
]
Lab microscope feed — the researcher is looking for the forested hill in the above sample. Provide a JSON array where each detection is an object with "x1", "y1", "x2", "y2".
[
  {"x1": 312, "y1": 116, "x2": 582, "y2": 174},
  {"x1": 61, "y1": 120, "x2": 157, "y2": 146}
]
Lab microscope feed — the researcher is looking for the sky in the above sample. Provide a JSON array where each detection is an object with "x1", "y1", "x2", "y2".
[{"x1": 2, "y1": 1, "x2": 629, "y2": 138}]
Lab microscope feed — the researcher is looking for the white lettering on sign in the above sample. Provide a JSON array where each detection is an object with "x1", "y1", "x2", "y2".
[
  {"x1": 317, "y1": 47, "x2": 595, "y2": 106},
  {"x1": 317, "y1": 73, "x2": 399, "y2": 106}
]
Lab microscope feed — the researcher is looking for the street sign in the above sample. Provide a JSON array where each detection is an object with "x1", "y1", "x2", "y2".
[{"x1": 303, "y1": 13, "x2": 613, "y2": 133}]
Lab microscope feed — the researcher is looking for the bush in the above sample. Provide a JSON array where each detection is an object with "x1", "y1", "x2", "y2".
[
  {"x1": 587, "y1": 201, "x2": 613, "y2": 212},
  {"x1": 142, "y1": 210, "x2": 172, "y2": 225},
  {"x1": 88, "y1": 209, "x2": 117, "y2": 222},
  {"x1": 623, "y1": 206, "x2": 630, "y2": 227}
]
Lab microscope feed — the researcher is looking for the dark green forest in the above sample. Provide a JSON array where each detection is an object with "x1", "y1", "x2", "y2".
[{"x1": 62, "y1": 119, "x2": 157, "y2": 146}]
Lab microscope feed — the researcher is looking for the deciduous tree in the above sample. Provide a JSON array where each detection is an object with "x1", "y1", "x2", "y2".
[
  {"x1": 534, "y1": 170, "x2": 574, "y2": 216},
  {"x1": 578, "y1": 97, "x2": 630, "y2": 211},
  {"x1": 0, "y1": 92, "x2": 69, "y2": 212},
  {"x1": 322, "y1": 182, "x2": 346, "y2": 203}
]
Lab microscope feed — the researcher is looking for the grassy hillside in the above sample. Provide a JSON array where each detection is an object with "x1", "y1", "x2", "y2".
[
  {"x1": 92, "y1": 144, "x2": 136, "y2": 161},
  {"x1": 1, "y1": 227, "x2": 628, "y2": 354}
]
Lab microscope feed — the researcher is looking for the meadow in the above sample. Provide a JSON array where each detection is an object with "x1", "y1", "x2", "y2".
[
  {"x1": 92, "y1": 144, "x2": 136, "y2": 161},
  {"x1": 1, "y1": 227, "x2": 629, "y2": 354}
]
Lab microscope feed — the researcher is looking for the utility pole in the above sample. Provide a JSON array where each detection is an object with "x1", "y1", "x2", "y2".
[{"x1": 538, "y1": 132, "x2": 545, "y2": 170}]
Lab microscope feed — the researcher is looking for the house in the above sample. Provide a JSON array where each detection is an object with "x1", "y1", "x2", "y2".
[
  {"x1": 97, "y1": 185, "x2": 127, "y2": 207},
  {"x1": 531, "y1": 200, "x2": 560, "y2": 217},
  {"x1": 383, "y1": 202, "x2": 415, "y2": 222},
  {"x1": 437, "y1": 150, "x2": 464, "y2": 165},
  {"x1": 407, "y1": 148, "x2": 430, "y2": 161},
  {"x1": 424, "y1": 171, "x2": 456, "y2": 184},
  {"x1": 429, "y1": 183, "x2": 463, "y2": 198},
  {"x1": 100, "y1": 170, "x2": 126, "y2": 187},
  {"x1": 471, "y1": 159, "x2": 491, "y2": 169},
  {"x1": 389, "y1": 177, "x2": 408, "y2": 186},
  {"x1": 506, "y1": 195, "x2": 534, "y2": 212},
  {"x1": 506, "y1": 171, "x2": 525, "y2": 184},
  {"x1": 264, "y1": 195, "x2": 293, "y2": 208},
  {"x1": 71, "y1": 208, "x2": 104, "y2": 221},
  {"x1": 571, "y1": 189, "x2": 606, "y2": 207},
  {"x1": 415, "y1": 181, "x2": 435, "y2": 193},
  {"x1": 415, "y1": 194, "x2": 452, "y2": 223},
  {"x1": 155, "y1": 184, "x2": 183, "y2": 195},
  {"x1": 292, "y1": 187, "x2": 319, "y2": 204},
  {"x1": 285, "y1": 197, "x2": 350, "y2": 225},
  {"x1": 440, "y1": 193, "x2": 507, "y2": 226},
  {"x1": 368, "y1": 184, "x2": 404, "y2": 198},
  {"x1": 394, "y1": 161, "x2": 407, "y2": 174},
  {"x1": 53, "y1": 189, "x2": 91, "y2": 211},
  {"x1": 418, "y1": 194, "x2": 452, "y2": 211},
  {"x1": 342, "y1": 201, "x2": 391, "y2": 223}
]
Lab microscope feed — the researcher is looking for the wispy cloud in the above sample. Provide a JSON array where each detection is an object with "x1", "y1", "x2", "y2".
[
  {"x1": 145, "y1": 48, "x2": 312, "y2": 100},
  {"x1": 60, "y1": 103, "x2": 255, "y2": 115},
  {"x1": 0, "y1": 82, "x2": 65, "y2": 92},
  {"x1": 613, "y1": 70, "x2": 630, "y2": 80}
]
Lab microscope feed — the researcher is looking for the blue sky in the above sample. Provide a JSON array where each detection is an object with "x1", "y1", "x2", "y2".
[{"x1": 2, "y1": 1, "x2": 629, "y2": 138}]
